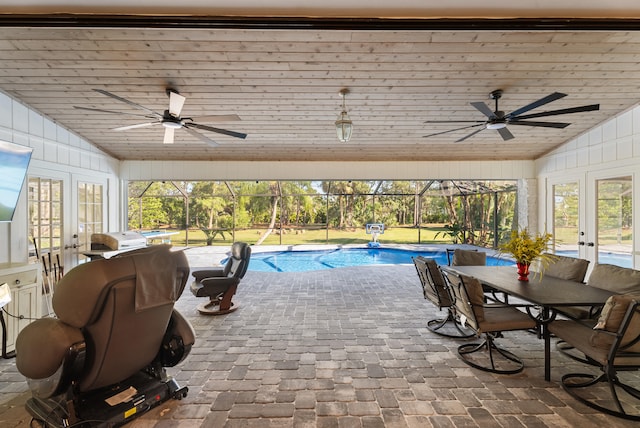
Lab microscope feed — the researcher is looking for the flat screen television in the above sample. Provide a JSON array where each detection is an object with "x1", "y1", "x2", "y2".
[{"x1": 0, "y1": 140, "x2": 33, "y2": 222}]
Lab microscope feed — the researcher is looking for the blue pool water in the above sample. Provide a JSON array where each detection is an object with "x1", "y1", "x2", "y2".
[
  {"x1": 246, "y1": 248, "x2": 513, "y2": 272},
  {"x1": 556, "y1": 250, "x2": 632, "y2": 268}
]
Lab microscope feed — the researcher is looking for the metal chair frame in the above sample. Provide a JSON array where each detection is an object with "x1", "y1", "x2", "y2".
[
  {"x1": 551, "y1": 300, "x2": 640, "y2": 421},
  {"x1": 441, "y1": 267, "x2": 537, "y2": 375},
  {"x1": 412, "y1": 256, "x2": 473, "y2": 338}
]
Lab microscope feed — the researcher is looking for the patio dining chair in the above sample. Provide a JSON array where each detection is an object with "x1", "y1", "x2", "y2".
[
  {"x1": 549, "y1": 295, "x2": 640, "y2": 421},
  {"x1": 449, "y1": 248, "x2": 506, "y2": 303},
  {"x1": 449, "y1": 248, "x2": 486, "y2": 266},
  {"x1": 440, "y1": 267, "x2": 537, "y2": 374},
  {"x1": 412, "y1": 256, "x2": 473, "y2": 338}
]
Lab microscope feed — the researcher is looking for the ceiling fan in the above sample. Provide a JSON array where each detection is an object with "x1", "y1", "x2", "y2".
[
  {"x1": 74, "y1": 88, "x2": 247, "y2": 146},
  {"x1": 423, "y1": 89, "x2": 599, "y2": 142}
]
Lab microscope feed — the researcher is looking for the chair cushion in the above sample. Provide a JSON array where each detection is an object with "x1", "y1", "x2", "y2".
[
  {"x1": 424, "y1": 258, "x2": 452, "y2": 307},
  {"x1": 593, "y1": 294, "x2": 635, "y2": 332},
  {"x1": 591, "y1": 294, "x2": 635, "y2": 350},
  {"x1": 555, "y1": 305, "x2": 594, "y2": 320},
  {"x1": 480, "y1": 306, "x2": 537, "y2": 334},
  {"x1": 549, "y1": 320, "x2": 611, "y2": 365},
  {"x1": 452, "y1": 249, "x2": 486, "y2": 266},
  {"x1": 587, "y1": 264, "x2": 640, "y2": 294},
  {"x1": 460, "y1": 274, "x2": 486, "y2": 324},
  {"x1": 544, "y1": 255, "x2": 589, "y2": 282}
]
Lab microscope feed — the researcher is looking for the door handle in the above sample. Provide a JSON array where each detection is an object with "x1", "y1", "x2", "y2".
[
  {"x1": 64, "y1": 243, "x2": 84, "y2": 249},
  {"x1": 587, "y1": 242, "x2": 595, "y2": 247},
  {"x1": 578, "y1": 241, "x2": 585, "y2": 246}
]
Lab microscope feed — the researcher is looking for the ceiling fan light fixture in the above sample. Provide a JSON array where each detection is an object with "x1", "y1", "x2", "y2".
[
  {"x1": 486, "y1": 122, "x2": 507, "y2": 130},
  {"x1": 335, "y1": 89, "x2": 353, "y2": 142},
  {"x1": 162, "y1": 120, "x2": 183, "y2": 129}
]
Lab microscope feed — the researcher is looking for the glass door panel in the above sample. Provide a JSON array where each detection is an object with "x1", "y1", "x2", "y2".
[
  {"x1": 77, "y1": 182, "x2": 104, "y2": 263},
  {"x1": 28, "y1": 177, "x2": 65, "y2": 294},
  {"x1": 553, "y1": 182, "x2": 581, "y2": 257},
  {"x1": 596, "y1": 176, "x2": 632, "y2": 268}
]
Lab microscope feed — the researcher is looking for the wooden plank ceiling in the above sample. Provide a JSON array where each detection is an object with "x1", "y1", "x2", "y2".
[{"x1": 0, "y1": 23, "x2": 639, "y2": 162}]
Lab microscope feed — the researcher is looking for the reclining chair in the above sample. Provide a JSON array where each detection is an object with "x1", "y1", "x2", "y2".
[
  {"x1": 15, "y1": 245, "x2": 195, "y2": 428},
  {"x1": 413, "y1": 256, "x2": 473, "y2": 338},
  {"x1": 191, "y1": 242, "x2": 251, "y2": 315}
]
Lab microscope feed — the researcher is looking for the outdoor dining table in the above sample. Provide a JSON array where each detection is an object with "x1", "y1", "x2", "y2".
[{"x1": 444, "y1": 265, "x2": 616, "y2": 381}]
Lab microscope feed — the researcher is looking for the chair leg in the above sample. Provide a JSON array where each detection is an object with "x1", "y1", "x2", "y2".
[
  {"x1": 561, "y1": 371, "x2": 640, "y2": 421},
  {"x1": 457, "y1": 333, "x2": 525, "y2": 374},
  {"x1": 427, "y1": 309, "x2": 475, "y2": 339},
  {"x1": 197, "y1": 284, "x2": 239, "y2": 316}
]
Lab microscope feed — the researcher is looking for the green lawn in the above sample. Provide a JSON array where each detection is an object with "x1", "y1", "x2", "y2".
[{"x1": 156, "y1": 225, "x2": 452, "y2": 247}]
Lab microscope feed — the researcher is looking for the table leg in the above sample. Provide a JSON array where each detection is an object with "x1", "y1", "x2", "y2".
[
  {"x1": 528, "y1": 305, "x2": 554, "y2": 381},
  {"x1": 543, "y1": 306, "x2": 551, "y2": 381}
]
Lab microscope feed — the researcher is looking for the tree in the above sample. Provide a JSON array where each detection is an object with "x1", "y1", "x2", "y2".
[
  {"x1": 188, "y1": 181, "x2": 234, "y2": 245},
  {"x1": 128, "y1": 196, "x2": 168, "y2": 229},
  {"x1": 255, "y1": 181, "x2": 280, "y2": 245}
]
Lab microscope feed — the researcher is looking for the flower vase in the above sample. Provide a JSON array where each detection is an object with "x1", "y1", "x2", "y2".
[{"x1": 517, "y1": 262, "x2": 530, "y2": 281}]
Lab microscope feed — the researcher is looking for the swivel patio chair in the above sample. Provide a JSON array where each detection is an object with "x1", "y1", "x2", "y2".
[
  {"x1": 440, "y1": 267, "x2": 538, "y2": 374},
  {"x1": 449, "y1": 248, "x2": 486, "y2": 267},
  {"x1": 412, "y1": 256, "x2": 473, "y2": 338},
  {"x1": 542, "y1": 254, "x2": 592, "y2": 357},
  {"x1": 549, "y1": 295, "x2": 640, "y2": 421},
  {"x1": 15, "y1": 245, "x2": 194, "y2": 428},
  {"x1": 547, "y1": 254, "x2": 592, "y2": 321},
  {"x1": 191, "y1": 241, "x2": 251, "y2": 315},
  {"x1": 544, "y1": 254, "x2": 590, "y2": 282},
  {"x1": 449, "y1": 248, "x2": 506, "y2": 303}
]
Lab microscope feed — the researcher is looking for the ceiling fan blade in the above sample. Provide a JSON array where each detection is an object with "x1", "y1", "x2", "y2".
[
  {"x1": 509, "y1": 120, "x2": 570, "y2": 129},
  {"x1": 191, "y1": 114, "x2": 242, "y2": 122},
  {"x1": 73, "y1": 106, "x2": 157, "y2": 119},
  {"x1": 168, "y1": 91, "x2": 186, "y2": 117},
  {"x1": 470, "y1": 102, "x2": 497, "y2": 119},
  {"x1": 182, "y1": 126, "x2": 219, "y2": 147},
  {"x1": 455, "y1": 127, "x2": 486, "y2": 143},
  {"x1": 511, "y1": 104, "x2": 600, "y2": 120},
  {"x1": 424, "y1": 120, "x2": 485, "y2": 124},
  {"x1": 93, "y1": 89, "x2": 163, "y2": 119},
  {"x1": 163, "y1": 127, "x2": 175, "y2": 145},
  {"x1": 113, "y1": 121, "x2": 159, "y2": 131},
  {"x1": 188, "y1": 122, "x2": 247, "y2": 139},
  {"x1": 506, "y1": 92, "x2": 567, "y2": 118},
  {"x1": 497, "y1": 127, "x2": 515, "y2": 141},
  {"x1": 423, "y1": 124, "x2": 484, "y2": 138}
]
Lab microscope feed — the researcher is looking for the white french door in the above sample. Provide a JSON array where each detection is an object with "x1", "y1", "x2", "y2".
[
  {"x1": 586, "y1": 171, "x2": 633, "y2": 268},
  {"x1": 548, "y1": 169, "x2": 634, "y2": 269},
  {"x1": 72, "y1": 175, "x2": 107, "y2": 265}
]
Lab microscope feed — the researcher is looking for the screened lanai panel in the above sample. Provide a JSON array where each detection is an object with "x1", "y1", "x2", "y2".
[
  {"x1": 126, "y1": 179, "x2": 519, "y2": 247},
  {"x1": 375, "y1": 181, "x2": 425, "y2": 196},
  {"x1": 422, "y1": 180, "x2": 517, "y2": 197},
  {"x1": 279, "y1": 181, "x2": 321, "y2": 196}
]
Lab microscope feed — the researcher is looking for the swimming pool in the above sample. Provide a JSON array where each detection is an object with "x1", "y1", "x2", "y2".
[
  {"x1": 246, "y1": 247, "x2": 513, "y2": 272},
  {"x1": 556, "y1": 250, "x2": 632, "y2": 268}
]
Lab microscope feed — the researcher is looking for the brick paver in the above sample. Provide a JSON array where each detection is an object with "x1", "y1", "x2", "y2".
[{"x1": 0, "y1": 247, "x2": 639, "y2": 427}]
